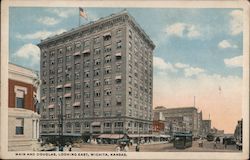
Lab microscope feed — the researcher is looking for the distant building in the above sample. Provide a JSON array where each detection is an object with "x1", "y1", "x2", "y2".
[
  {"x1": 38, "y1": 10, "x2": 155, "y2": 138},
  {"x1": 8, "y1": 63, "x2": 40, "y2": 151},
  {"x1": 152, "y1": 120, "x2": 165, "y2": 134},
  {"x1": 234, "y1": 119, "x2": 242, "y2": 143},
  {"x1": 202, "y1": 120, "x2": 211, "y2": 136},
  {"x1": 154, "y1": 106, "x2": 201, "y2": 136}
]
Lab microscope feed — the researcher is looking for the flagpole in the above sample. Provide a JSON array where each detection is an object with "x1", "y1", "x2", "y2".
[{"x1": 78, "y1": 8, "x2": 80, "y2": 27}]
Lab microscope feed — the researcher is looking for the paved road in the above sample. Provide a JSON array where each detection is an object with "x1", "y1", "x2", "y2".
[{"x1": 74, "y1": 141, "x2": 240, "y2": 152}]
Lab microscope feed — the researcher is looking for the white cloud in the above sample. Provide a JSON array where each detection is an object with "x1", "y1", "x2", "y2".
[
  {"x1": 224, "y1": 55, "x2": 243, "y2": 68},
  {"x1": 153, "y1": 56, "x2": 176, "y2": 72},
  {"x1": 184, "y1": 67, "x2": 205, "y2": 77},
  {"x1": 37, "y1": 17, "x2": 60, "y2": 26},
  {"x1": 16, "y1": 29, "x2": 66, "y2": 40},
  {"x1": 165, "y1": 22, "x2": 201, "y2": 39},
  {"x1": 175, "y1": 62, "x2": 190, "y2": 69},
  {"x1": 49, "y1": 8, "x2": 76, "y2": 18},
  {"x1": 229, "y1": 10, "x2": 243, "y2": 35},
  {"x1": 218, "y1": 40, "x2": 237, "y2": 49},
  {"x1": 14, "y1": 43, "x2": 40, "y2": 66}
]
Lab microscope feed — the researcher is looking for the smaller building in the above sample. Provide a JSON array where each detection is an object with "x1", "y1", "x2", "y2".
[
  {"x1": 152, "y1": 120, "x2": 165, "y2": 134},
  {"x1": 202, "y1": 120, "x2": 211, "y2": 137},
  {"x1": 8, "y1": 63, "x2": 40, "y2": 151}
]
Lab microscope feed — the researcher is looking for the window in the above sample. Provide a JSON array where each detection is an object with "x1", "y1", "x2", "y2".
[
  {"x1": 94, "y1": 80, "x2": 101, "y2": 86},
  {"x1": 75, "y1": 72, "x2": 80, "y2": 80},
  {"x1": 128, "y1": 76, "x2": 132, "y2": 84},
  {"x1": 104, "y1": 122, "x2": 111, "y2": 128},
  {"x1": 116, "y1": 29, "x2": 122, "y2": 36},
  {"x1": 16, "y1": 118, "x2": 24, "y2": 135},
  {"x1": 75, "y1": 42, "x2": 81, "y2": 49},
  {"x1": 104, "y1": 55, "x2": 112, "y2": 63},
  {"x1": 129, "y1": 42, "x2": 132, "y2": 51},
  {"x1": 58, "y1": 67, "x2": 63, "y2": 74},
  {"x1": 75, "y1": 83, "x2": 81, "y2": 90},
  {"x1": 94, "y1": 48, "x2": 101, "y2": 55},
  {"x1": 84, "y1": 60, "x2": 90, "y2": 67},
  {"x1": 128, "y1": 53, "x2": 132, "y2": 61},
  {"x1": 94, "y1": 37, "x2": 100, "y2": 44},
  {"x1": 15, "y1": 86, "x2": 27, "y2": 108},
  {"x1": 66, "y1": 46, "x2": 72, "y2": 51},
  {"x1": 75, "y1": 63, "x2": 80, "y2": 70},
  {"x1": 94, "y1": 90, "x2": 101, "y2": 97},
  {"x1": 104, "y1": 45, "x2": 112, "y2": 53},
  {"x1": 105, "y1": 89, "x2": 112, "y2": 96},
  {"x1": 129, "y1": 29, "x2": 132, "y2": 39},
  {"x1": 115, "y1": 122, "x2": 123, "y2": 128},
  {"x1": 84, "y1": 81, "x2": 90, "y2": 88},
  {"x1": 84, "y1": 70, "x2": 90, "y2": 78},
  {"x1": 84, "y1": 102, "x2": 89, "y2": 108},
  {"x1": 84, "y1": 122, "x2": 90, "y2": 128},
  {"x1": 105, "y1": 100, "x2": 111, "y2": 107},
  {"x1": 94, "y1": 101, "x2": 101, "y2": 108},
  {"x1": 66, "y1": 73, "x2": 71, "y2": 81},
  {"x1": 94, "y1": 59, "x2": 101, "y2": 65},
  {"x1": 129, "y1": 65, "x2": 132, "y2": 73},
  {"x1": 103, "y1": 34, "x2": 111, "y2": 41},
  {"x1": 75, "y1": 93, "x2": 81, "y2": 100},
  {"x1": 116, "y1": 63, "x2": 121, "y2": 72},
  {"x1": 116, "y1": 40, "x2": 122, "y2": 49},
  {"x1": 57, "y1": 57, "x2": 63, "y2": 64},
  {"x1": 129, "y1": 87, "x2": 132, "y2": 96},
  {"x1": 104, "y1": 78, "x2": 111, "y2": 85},
  {"x1": 94, "y1": 69, "x2": 100, "y2": 76},
  {"x1": 84, "y1": 40, "x2": 90, "y2": 47},
  {"x1": 84, "y1": 92, "x2": 90, "y2": 98},
  {"x1": 104, "y1": 67, "x2": 111, "y2": 74},
  {"x1": 66, "y1": 55, "x2": 71, "y2": 62}
]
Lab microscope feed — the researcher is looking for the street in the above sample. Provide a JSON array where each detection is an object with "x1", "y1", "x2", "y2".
[{"x1": 72, "y1": 141, "x2": 240, "y2": 152}]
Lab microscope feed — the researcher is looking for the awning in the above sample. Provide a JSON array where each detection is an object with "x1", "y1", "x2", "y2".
[
  {"x1": 103, "y1": 32, "x2": 111, "y2": 37},
  {"x1": 82, "y1": 49, "x2": 90, "y2": 54},
  {"x1": 91, "y1": 122, "x2": 101, "y2": 126},
  {"x1": 48, "y1": 104, "x2": 54, "y2": 109},
  {"x1": 115, "y1": 75, "x2": 122, "y2": 79},
  {"x1": 41, "y1": 96, "x2": 46, "y2": 100},
  {"x1": 110, "y1": 134, "x2": 124, "y2": 139},
  {"x1": 73, "y1": 102, "x2": 80, "y2": 107},
  {"x1": 98, "y1": 134, "x2": 112, "y2": 139},
  {"x1": 56, "y1": 85, "x2": 63, "y2": 89},
  {"x1": 73, "y1": 51, "x2": 81, "y2": 56},
  {"x1": 115, "y1": 52, "x2": 122, "y2": 56},
  {"x1": 64, "y1": 83, "x2": 71, "y2": 88},
  {"x1": 64, "y1": 93, "x2": 71, "y2": 97}
]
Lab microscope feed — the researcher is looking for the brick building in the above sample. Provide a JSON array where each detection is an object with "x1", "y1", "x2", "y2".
[{"x1": 8, "y1": 63, "x2": 40, "y2": 151}]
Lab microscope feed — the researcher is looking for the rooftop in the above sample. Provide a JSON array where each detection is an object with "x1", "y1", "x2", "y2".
[{"x1": 38, "y1": 10, "x2": 155, "y2": 48}]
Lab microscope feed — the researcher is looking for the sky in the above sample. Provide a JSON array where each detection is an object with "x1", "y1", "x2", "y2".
[{"x1": 9, "y1": 7, "x2": 243, "y2": 133}]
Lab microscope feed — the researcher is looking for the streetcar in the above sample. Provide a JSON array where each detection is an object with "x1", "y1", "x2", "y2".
[{"x1": 173, "y1": 132, "x2": 193, "y2": 149}]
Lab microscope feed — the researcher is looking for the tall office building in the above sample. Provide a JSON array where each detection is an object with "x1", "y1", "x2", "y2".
[{"x1": 38, "y1": 10, "x2": 155, "y2": 138}]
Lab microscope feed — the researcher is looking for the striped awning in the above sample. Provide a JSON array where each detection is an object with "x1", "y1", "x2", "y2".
[
  {"x1": 64, "y1": 83, "x2": 71, "y2": 88},
  {"x1": 73, "y1": 51, "x2": 81, "y2": 56},
  {"x1": 56, "y1": 85, "x2": 63, "y2": 89},
  {"x1": 103, "y1": 32, "x2": 111, "y2": 37},
  {"x1": 115, "y1": 75, "x2": 122, "y2": 79},
  {"x1": 48, "y1": 104, "x2": 54, "y2": 109},
  {"x1": 82, "y1": 49, "x2": 90, "y2": 54},
  {"x1": 91, "y1": 122, "x2": 101, "y2": 126},
  {"x1": 73, "y1": 102, "x2": 80, "y2": 107},
  {"x1": 64, "y1": 93, "x2": 71, "y2": 97},
  {"x1": 41, "y1": 96, "x2": 46, "y2": 100},
  {"x1": 115, "y1": 52, "x2": 122, "y2": 56}
]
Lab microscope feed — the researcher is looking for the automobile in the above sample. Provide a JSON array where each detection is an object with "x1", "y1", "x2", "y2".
[{"x1": 223, "y1": 137, "x2": 236, "y2": 145}]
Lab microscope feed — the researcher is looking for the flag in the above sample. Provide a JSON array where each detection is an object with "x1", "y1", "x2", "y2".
[{"x1": 79, "y1": 7, "x2": 88, "y2": 19}]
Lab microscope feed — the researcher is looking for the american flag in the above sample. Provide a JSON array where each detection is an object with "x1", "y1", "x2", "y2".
[{"x1": 79, "y1": 7, "x2": 88, "y2": 20}]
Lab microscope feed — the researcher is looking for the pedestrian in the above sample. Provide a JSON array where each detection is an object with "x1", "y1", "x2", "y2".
[
  {"x1": 135, "y1": 144, "x2": 140, "y2": 152},
  {"x1": 69, "y1": 144, "x2": 72, "y2": 152},
  {"x1": 198, "y1": 138, "x2": 202, "y2": 147},
  {"x1": 213, "y1": 141, "x2": 217, "y2": 149},
  {"x1": 224, "y1": 141, "x2": 227, "y2": 149},
  {"x1": 124, "y1": 145, "x2": 129, "y2": 152},
  {"x1": 115, "y1": 145, "x2": 121, "y2": 152}
]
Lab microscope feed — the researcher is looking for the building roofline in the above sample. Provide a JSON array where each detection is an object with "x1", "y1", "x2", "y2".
[
  {"x1": 9, "y1": 62, "x2": 39, "y2": 73},
  {"x1": 37, "y1": 10, "x2": 155, "y2": 48},
  {"x1": 154, "y1": 106, "x2": 198, "y2": 111}
]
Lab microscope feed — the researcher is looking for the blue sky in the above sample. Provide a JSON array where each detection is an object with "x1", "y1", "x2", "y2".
[{"x1": 9, "y1": 7, "x2": 243, "y2": 132}]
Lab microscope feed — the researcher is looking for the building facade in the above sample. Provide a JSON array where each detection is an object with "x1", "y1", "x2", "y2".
[
  {"x1": 154, "y1": 106, "x2": 201, "y2": 136},
  {"x1": 201, "y1": 120, "x2": 211, "y2": 137},
  {"x1": 38, "y1": 11, "x2": 155, "y2": 137},
  {"x1": 8, "y1": 63, "x2": 40, "y2": 151}
]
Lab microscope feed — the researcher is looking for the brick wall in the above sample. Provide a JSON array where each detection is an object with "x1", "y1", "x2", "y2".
[{"x1": 9, "y1": 79, "x2": 36, "y2": 112}]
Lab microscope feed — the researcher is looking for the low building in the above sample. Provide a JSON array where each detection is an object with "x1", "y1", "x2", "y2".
[
  {"x1": 8, "y1": 63, "x2": 40, "y2": 151},
  {"x1": 152, "y1": 120, "x2": 165, "y2": 134},
  {"x1": 202, "y1": 120, "x2": 211, "y2": 137},
  {"x1": 154, "y1": 106, "x2": 201, "y2": 136}
]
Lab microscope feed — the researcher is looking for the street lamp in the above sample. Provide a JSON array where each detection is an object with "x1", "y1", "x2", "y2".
[{"x1": 58, "y1": 97, "x2": 64, "y2": 151}]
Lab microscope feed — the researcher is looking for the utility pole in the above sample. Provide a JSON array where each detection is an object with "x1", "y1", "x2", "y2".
[{"x1": 58, "y1": 97, "x2": 64, "y2": 151}]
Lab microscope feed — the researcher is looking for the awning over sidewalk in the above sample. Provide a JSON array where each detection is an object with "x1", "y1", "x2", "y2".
[
  {"x1": 98, "y1": 134, "x2": 124, "y2": 139},
  {"x1": 91, "y1": 122, "x2": 101, "y2": 126}
]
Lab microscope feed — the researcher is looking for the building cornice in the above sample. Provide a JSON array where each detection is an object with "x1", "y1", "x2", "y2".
[{"x1": 37, "y1": 11, "x2": 155, "y2": 50}]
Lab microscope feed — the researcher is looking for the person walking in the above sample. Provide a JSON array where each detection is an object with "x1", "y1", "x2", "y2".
[
  {"x1": 115, "y1": 145, "x2": 121, "y2": 152},
  {"x1": 135, "y1": 144, "x2": 140, "y2": 152}
]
